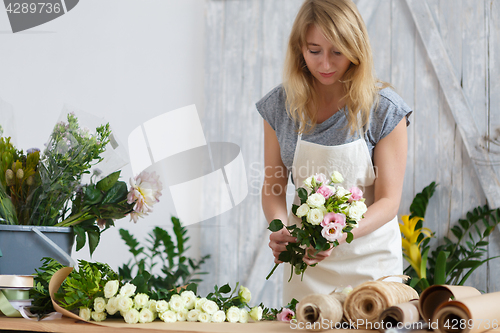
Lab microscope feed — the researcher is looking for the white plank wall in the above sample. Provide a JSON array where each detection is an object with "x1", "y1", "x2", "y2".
[{"x1": 201, "y1": 0, "x2": 500, "y2": 307}]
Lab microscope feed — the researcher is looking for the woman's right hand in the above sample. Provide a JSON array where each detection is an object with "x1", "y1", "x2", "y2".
[{"x1": 269, "y1": 228, "x2": 297, "y2": 264}]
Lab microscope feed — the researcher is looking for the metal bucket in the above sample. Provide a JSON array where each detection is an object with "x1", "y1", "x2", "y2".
[{"x1": 0, "y1": 225, "x2": 74, "y2": 275}]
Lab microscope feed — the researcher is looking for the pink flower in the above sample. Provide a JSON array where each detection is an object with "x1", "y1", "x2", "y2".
[
  {"x1": 349, "y1": 186, "x2": 363, "y2": 202},
  {"x1": 314, "y1": 173, "x2": 327, "y2": 184},
  {"x1": 321, "y1": 222, "x2": 344, "y2": 242},
  {"x1": 316, "y1": 185, "x2": 335, "y2": 199},
  {"x1": 127, "y1": 171, "x2": 163, "y2": 223},
  {"x1": 277, "y1": 308, "x2": 295, "y2": 322},
  {"x1": 321, "y1": 212, "x2": 346, "y2": 227}
]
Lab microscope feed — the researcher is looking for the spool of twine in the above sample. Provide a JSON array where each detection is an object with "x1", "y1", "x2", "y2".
[
  {"x1": 344, "y1": 277, "x2": 419, "y2": 328},
  {"x1": 296, "y1": 292, "x2": 345, "y2": 332}
]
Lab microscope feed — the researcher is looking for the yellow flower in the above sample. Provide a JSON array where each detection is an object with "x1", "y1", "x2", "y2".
[{"x1": 399, "y1": 215, "x2": 433, "y2": 278}]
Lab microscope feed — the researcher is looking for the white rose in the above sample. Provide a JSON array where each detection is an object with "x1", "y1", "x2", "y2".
[
  {"x1": 198, "y1": 312, "x2": 212, "y2": 323},
  {"x1": 93, "y1": 297, "x2": 106, "y2": 313},
  {"x1": 169, "y1": 294, "x2": 186, "y2": 312},
  {"x1": 104, "y1": 280, "x2": 119, "y2": 298},
  {"x1": 139, "y1": 308, "x2": 154, "y2": 323},
  {"x1": 201, "y1": 300, "x2": 218, "y2": 315},
  {"x1": 91, "y1": 311, "x2": 107, "y2": 322},
  {"x1": 187, "y1": 309, "x2": 201, "y2": 322},
  {"x1": 306, "y1": 193, "x2": 326, "y2": 208},
  {"x1": 348, "y1": 201, "x2": 367, "y2": 221},
  {"x1": 238, "y1": 286, "x2": 251, "y2": 304},
  {"x1": 226, "y1": 306, "x2": 240, "y2": 323},
  {"x1": 330, "y1": 171, "x2": 344, "y2": 183},
  {"x1": 106, "y1": 297, "x2": 119, "y2": 315},
  {"x1": 79, "y1": 307, "x2": 91, "y2": 321},
  {"x1": 116, "y1": 295, "x2": 134, "y2": 312},
  {"x1": 306, "y1": 208, "x2": 324, "y2": 225},
  {"x1": 119, "y1": 283, "x2": 137, "y2": 298},
  {"x1": 195, "y1": 297, "x2": 207, "y2": 310},
  {"x1": 156, "y1": 300, "x2": 169, "y2": 313},
  {"x1": 177, "y1": 309, "x2": 188, "y2": 322},
  {"x1": 303, "y1": 176, "x2": 314, "y2": 189},
  {"x1": 124, "y1": 309, "x2": 140, "y2": 324},
  {"x1": 160, "y1": 310, "x2": 177, "y2": 323},
  {"x1": 181, "y1": 290, "x2": 197, "y2": 310},
  {"x1": 239, "y1": 308, "x2": 249, "y2": 323},
  {"x1": 249, "y1": 306, "x2": 263, "y2": 322},
  {"x1": 145, "y1": 300, "x2": 157, "y2": 315},
  {"x1": 335, "y1": 186, "x2": 351, "y2": 199},
  {"x1": 211, "y1": 310, "x2": 226, "y2": 323},
  {"x1": 295, "y1": 203, "x2": 310, "y2": 218},
  {"x1": 134, "y1": 293, "x2": 149, "y2": 309}
]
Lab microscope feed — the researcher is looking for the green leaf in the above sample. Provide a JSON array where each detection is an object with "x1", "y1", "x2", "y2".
[
  {"x1": 83, "y1": 185, "x2": 103, "y2": 205},
  {"x1": 96, "y1": 171, "x2": 121, "y2": 192},
  {"x1": 102, "y1": 181, "x2": 128, "y2": 204},
  {"x1": 434, "y1": 251, "x2": 449, "y2": 285},
  {"x1": 74, "y1": 226, "x2": 86, "y2": 252},
  {"x1": 297, "y1": 188, "x2": 308, "y2": 203},
  {"x1": 346, "y1": 232, "x2": 354, "y2": 243},
  {"x1": 87, "y1": 229, "x2": 101, "y2": 256},
  {"x1": 409, "y1": 182, "x2": 437, "y2": 219},
  {"x1": 219, "y1": 284, "x2": 231, "y2": 294},
  {"x1": 268, "y1": 219, "x2": 284, "y2": 232}
]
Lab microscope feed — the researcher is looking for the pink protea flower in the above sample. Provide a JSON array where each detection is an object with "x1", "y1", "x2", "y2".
[
  {"x1": 277, "y1": 308, "x2": 295, "y2": 322},
  {"x1": 321, "y1": 222, "x2": 344, "y2": 242},
  {"x1": 127, "y1": 171, "x2": 163, "y2": 223},
  {"x1": 349, "y1": 186, "x2": 363, "y2": 202},
  {"x1": 316, "y1": 185, "x2": 335, "y2": 199},
  {"x1": 321, "y1": 212, "x2": 346, "y2": 227}
]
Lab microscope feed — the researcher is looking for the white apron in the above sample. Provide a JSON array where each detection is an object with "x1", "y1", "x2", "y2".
[{"x1": 283, "y1": 128, "x2": 403, "y2": 303}]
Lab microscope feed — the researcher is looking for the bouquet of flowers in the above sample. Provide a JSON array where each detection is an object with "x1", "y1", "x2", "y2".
[
  {"x1": 0, "y1": 112, "x2": 163, "y2": 254},
  {"x1": 32, "y1": 258, "x2": 264, "y2": 324},
  {"x1": 266, "y1": 171, "x2": 367, "y2": 281}
]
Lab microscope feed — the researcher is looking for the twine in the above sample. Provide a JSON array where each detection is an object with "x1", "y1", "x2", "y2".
[
  {"x1": 343, "y1": 277, "x2": 419, "y2": 328},
  {"x1": 296, "y1": 292, "x2": 345, "y2": 332}
]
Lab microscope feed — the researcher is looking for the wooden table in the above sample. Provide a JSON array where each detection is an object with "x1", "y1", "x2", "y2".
[{"x1": 0, "y1": 316, "x2": 359, "y2": 333}]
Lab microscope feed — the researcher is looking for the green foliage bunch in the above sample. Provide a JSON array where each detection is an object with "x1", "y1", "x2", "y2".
[
  {"x1": 0, "y1": 137, "x2": 40, "y2": 225},
  {"x1": 30, "y1": 258, "x2": 120, "y2": 315},
  {"x1": 118, "y1": 216, "x2": 210, "y2": 292},
  {"x1": 402, "y1": 182, "x2": 500, "y2": 293},
  {"x1": 30, "y1": 112, "x2": 111, "y2": 227}
]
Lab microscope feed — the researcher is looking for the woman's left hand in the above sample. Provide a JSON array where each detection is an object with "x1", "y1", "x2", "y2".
[{"x1": 303, "y1": 246, "x2": 334, "y2": 265}]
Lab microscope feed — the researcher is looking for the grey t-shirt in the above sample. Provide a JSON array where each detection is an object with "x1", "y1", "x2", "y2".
[{"x1": 256, "y1": 85, "x2": 412, "y2": 174}]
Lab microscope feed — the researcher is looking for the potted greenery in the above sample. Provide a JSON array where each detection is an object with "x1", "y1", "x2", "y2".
[{"x1": 0, "y1": 112, "x2": 162, "y2": 275}]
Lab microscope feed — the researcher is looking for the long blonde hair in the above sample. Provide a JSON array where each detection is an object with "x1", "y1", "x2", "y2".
[{"x1": 283, "y1": 0, "x2": 383, "y2": 134}]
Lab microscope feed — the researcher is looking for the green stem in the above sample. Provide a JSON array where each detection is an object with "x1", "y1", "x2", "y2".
[
  {"x1": 266, "y1": 263, "x2": 280, "y2": 280},
  {"x1": 54, "y1": 211, "x2": 91, "y2": 227}
]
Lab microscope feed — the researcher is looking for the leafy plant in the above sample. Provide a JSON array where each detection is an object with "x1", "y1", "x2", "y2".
[
  {"x1": 401, "y1": 182, "x2": 500, "y2": 293},
  {"x1": 55, "y1": 260, "x2": 120, "y2": 310},
  {"x1": 30, "y1": 257, "x2": 120, "y2": 315},
  {"x1": 118, "y1": 216, "x2": 210, "y2": 292},
  {"x1": 29, "y1": 258, "x2": 65, "y2": 315},
  {"x1": 55, "y1": 170, "x2": 135, "y2": 255}
]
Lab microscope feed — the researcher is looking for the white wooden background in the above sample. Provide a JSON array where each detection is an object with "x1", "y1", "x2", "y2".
[{"x1": 199, "y1": 0, "x2": 500, "y2": 307}]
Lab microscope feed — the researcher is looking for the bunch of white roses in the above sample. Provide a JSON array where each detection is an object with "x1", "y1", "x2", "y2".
[{"x1": 78, "y1": 282, "x2": 263, "y2": 324}]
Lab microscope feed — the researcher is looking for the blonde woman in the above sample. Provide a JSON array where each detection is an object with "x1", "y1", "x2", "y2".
[{"x1": 256, "y1": 0, "x2": 411, "y2": 302}]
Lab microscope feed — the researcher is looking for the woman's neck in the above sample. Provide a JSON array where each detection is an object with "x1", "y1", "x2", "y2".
[{"x1": 314, "y1": 81, "x2": 346, "y2": 123}]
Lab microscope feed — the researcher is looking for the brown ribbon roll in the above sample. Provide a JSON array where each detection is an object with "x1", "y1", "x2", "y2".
[
  {"x1": 432, "y1": 292, "x2": 500, "y2": 333},
  {"x1": 418, "y1": 285, "x2": 480, "y2": 322}
]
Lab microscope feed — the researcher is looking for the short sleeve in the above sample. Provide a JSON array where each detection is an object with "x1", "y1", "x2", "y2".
[
  {"x1": 366, "y1": 88, "x2": 413, "y2": 146},
  {"x1": 255, "y1": 85, "x2": 286, "y2": 131}
]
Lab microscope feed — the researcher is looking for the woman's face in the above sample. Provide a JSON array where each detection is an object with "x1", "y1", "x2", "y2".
[{"x1": 302, "y1": 25, "x2": 352, "y2": 88}]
